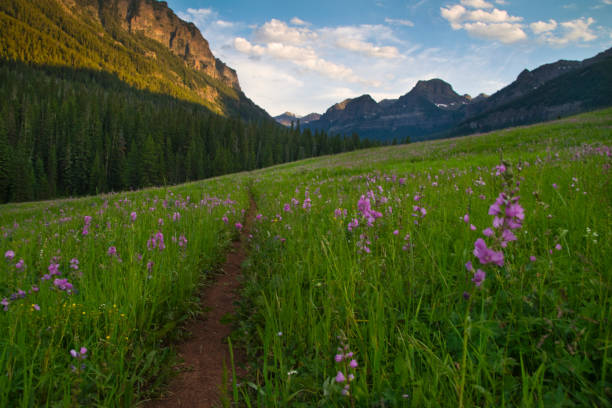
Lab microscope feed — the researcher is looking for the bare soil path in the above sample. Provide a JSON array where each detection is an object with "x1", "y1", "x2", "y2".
[{"x1": 145, "y1": 198, "x2": 255, "y2": 408}]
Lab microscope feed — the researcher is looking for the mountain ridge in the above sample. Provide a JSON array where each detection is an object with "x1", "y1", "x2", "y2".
[{"x1": 303, "y1": 47, "x2": 612, "y2": 141}]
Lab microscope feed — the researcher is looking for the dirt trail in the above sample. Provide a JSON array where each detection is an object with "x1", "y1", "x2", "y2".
[{"x1": 145, "y1": 198, "x2": 255, "y2": 408}]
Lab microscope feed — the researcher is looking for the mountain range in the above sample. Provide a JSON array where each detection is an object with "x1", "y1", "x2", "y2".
[
  {"x1": 292, "y1": 47, "x2": 612, "y2": 141},
  {"x1": 0, "y1": 0, "x2": 269, "y2": 122},
  {"x1": 274, "y1": 112, "x2": 322, "y2": 127}
]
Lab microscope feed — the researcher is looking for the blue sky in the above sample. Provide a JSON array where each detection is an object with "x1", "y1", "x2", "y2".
[{"x1": 166, "y1": 0, "x2": 612, "y2": 116}]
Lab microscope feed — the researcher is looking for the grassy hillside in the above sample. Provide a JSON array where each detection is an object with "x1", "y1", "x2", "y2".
[{"x1": 0, "y1": 108, "x2": 610, "y2": 406}]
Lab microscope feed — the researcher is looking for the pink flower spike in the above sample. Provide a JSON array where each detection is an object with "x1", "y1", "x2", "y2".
[
  {"x1": 529, "y1": 256, "x2": 537, "y2": 262},
  {"x1": 470, "y1": 224, "x2": 477, "y2": 231},
  {"x1": 349, "y1": 359, "x2": 358, "y2": 368},
  {"x1": 335, "y1": 371, "x2": 346, "y2": 383},
  {"x1": 555, "y1": 244, "x2": 562, "y2": 251},
  {"x1": 334, "y1": 354, "x2": 343, "y2": 362},
  {"x1": 4, "y1": 250, "x2": 15, "y2": 261},
  {"x1": 463, "y1": 214, "x2": 469, "y2": 223}
]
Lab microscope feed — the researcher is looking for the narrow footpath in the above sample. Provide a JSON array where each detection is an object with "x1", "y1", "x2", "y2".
[{"x1": 145, "y1": 198, "x2": 255, "y2": 408}]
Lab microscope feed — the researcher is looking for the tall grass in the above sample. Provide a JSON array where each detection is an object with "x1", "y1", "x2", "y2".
[
  {"x1": 0, "y1": 179, "x2": 248, "y2": 406},
  {"x1": 236, "y1": 110, "x2": 612, "y2": 406},
  {"x1": 0, "y1": 108, "x2": 610, "y2": 406}
]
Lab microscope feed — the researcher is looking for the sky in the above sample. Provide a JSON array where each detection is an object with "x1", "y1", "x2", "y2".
[{"x1": 165, "y1": 0, "x2": 612, "y2": 117}]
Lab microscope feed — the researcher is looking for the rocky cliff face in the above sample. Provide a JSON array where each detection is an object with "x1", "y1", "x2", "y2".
[{"x1": 68, "y1": 0, "x2": 240, "y2": 91}]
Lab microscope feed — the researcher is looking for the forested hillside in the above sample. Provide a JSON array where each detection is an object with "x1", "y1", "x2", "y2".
[{"x1": 0, "y1": 62, "x2": 377, "y2": 203}]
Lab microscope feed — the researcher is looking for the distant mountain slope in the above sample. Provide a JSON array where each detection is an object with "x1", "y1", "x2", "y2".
[
  {"x1": 452, "y1": 53, "x2": 612, "y2": 135},
  {"x1": 0, "y1": 0, "x2": 270, "y2": 121},
  {"x1": 306, "y1": 79, "x2": 469, "y2": 140},
  {"x1": 274, "y1": 112, "x2": 321, "y2": 127},
  {"x1": 452, "y1": 47, "x2": 612, "y2": 135},
  {"x1": 304, "y1": 47, "x2": 612, "y2": 141}
]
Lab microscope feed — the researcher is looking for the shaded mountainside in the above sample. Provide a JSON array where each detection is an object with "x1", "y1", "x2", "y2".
[
  {"x1": 305, "y1": 47, "x2": 612, "y2": 141},
  {"x1": 0, "y1": 0, "x2": 269, "y2": 121},
  {"x1": 306, "y1": 79, "x2": 470, "y2": 141},
  {"x1": 451, "y1": 54, "x2": 612, "y2": 136}
]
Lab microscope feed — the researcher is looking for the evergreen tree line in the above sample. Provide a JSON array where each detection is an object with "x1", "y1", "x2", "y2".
[{"x1": 0, "y1": 62, "x2": 384, "y2": 203}]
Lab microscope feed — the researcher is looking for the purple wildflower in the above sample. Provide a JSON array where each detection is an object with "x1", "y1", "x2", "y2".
[
  {"x1": 335, "y1": 371, "x2": 346, "y2": 383},
  {"x1": 473, "y1": 238, "x2": 504, "y2": 266},
  {"x1": 472, "y1": 269, "x2": 486, "y2": 287},
  {"x1": 483, "y1": 228, "x2": 495, "y2": 237},
  {"x1": 53, "y1": 278, "x2": 73, "y2": 292},
  {"x1": 5, "y1": 250, "x2": 15, "y2": 261}
]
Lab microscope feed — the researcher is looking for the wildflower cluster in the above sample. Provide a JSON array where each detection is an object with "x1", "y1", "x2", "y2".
[
  {"x1": 70, "y1": 347, "x2": 88, "y2": 373},
  {"x1": 334, "y1": 336, "x2": 358, "y2": 397},
  {"x1": 467, "y1": 162, "x2": 524, "y2": 288}
]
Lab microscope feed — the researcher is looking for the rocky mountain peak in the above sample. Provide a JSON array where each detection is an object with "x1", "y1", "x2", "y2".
[
  {"x1": 324, "y1": 95, "x2": 380, "y2": 123},
  {"x1": 409, "y1": 78, "x2": 468, "y2": 106}
]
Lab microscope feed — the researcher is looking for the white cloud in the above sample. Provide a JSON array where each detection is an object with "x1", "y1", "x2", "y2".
[
  {"x1": 385, "y1": 18, "x2": 415, "y2": 27},
  {"x1": 319, "y1": 24, "x2": 402, "y2": 46},
  {"x1": 234, "y1": 37, "x2": 266, "y2": 56},
  {"x1": 177, "y1": 8, "x2": 217, "y2": 25},
  {"x1": 253, "y1": 19, "x2": 317, "y2": 45},
  {"x1": 463, "y1": 21, "x2": 527, "y2": 43},
  {"x1": 495, "y1": 0, "x2": 508, "y2": 4},
  {"x1": 603, "y1": 0, "x2": 612, "y2": 4},
  {"x1": 441, "y1": 5, "x2": 523, "y2": 26},
  {"x1": 460, "y1": 0, "x2": 494, "y2": 9},
  {"x1": 290, "y1": 17, "x2": 310, "y2": 26},
  {"x1": 539, "y1": 17, "x2": 597, "y2": 46},
  {"x1": 440, "y1": 4, "x2": 526, "y2": 43},
  {"x1": 233, "y1": 37, "x2": 366, "y2": 84},
  {"x1": 335, "y1": 38, "x2": 400, "y2": 58},
  {"x1": 530, "y1": 19, "x2": 557, "y2": 34},
  {"x1": 441, "y1": 5, "x2": 468, "y2": 29},
  {"x1": 215, "y1": 20, "x2": 234, "y2": 28}
]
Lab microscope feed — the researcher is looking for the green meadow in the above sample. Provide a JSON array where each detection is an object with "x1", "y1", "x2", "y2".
[{"x1": 1, "y1": 108, "x2": 611, "y2": 406}]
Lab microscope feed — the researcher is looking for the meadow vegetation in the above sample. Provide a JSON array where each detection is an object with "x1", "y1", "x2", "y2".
[{"x1": 0, "y1": 108, "x2": 610, "y2": 406}]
